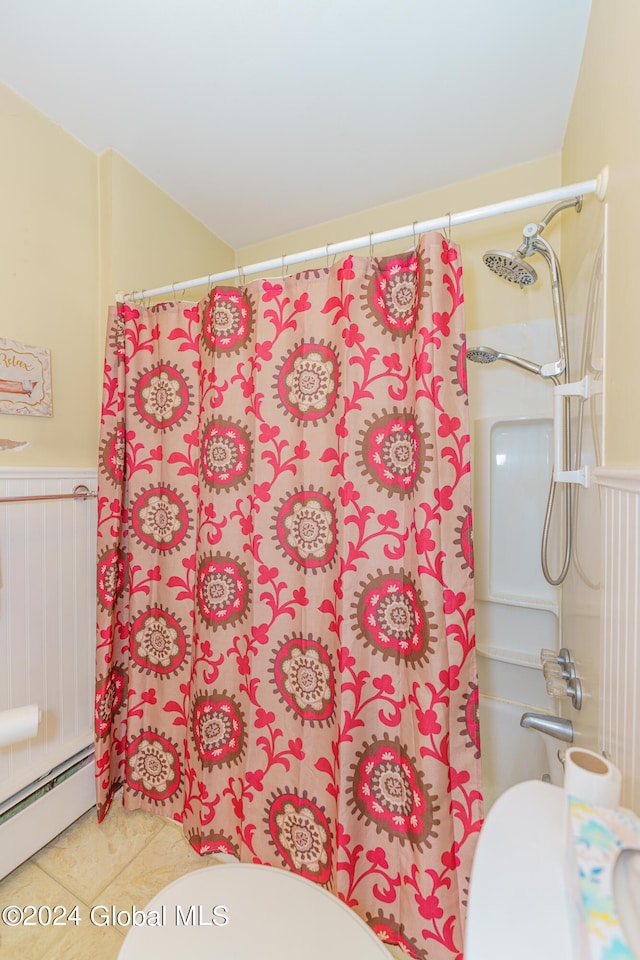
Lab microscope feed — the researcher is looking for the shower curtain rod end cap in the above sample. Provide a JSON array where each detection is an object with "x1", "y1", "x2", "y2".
[
  {"x1": 115, "y1": 290, "x2": 127, "y2": 303},
  {"x1": 596, "y1": 166, "x2": 609, "y2": 202}
]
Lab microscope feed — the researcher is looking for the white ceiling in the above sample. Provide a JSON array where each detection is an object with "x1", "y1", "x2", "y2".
[{"x1": 0, "y1": 0, "x2": 592, "y2": 249}]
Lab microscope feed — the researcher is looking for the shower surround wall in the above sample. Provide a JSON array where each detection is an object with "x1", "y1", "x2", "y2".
[
  {"x1": 467, "y1": 316, "x2": 563, "y2": 807},
  {"x1": 468, "y1": 200, "x2": 607, "y2": 809}
]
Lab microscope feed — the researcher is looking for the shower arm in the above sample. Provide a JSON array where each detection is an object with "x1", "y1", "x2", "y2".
[{"x1": 537, "y1": 196, "x2": 583, "y2": 234}]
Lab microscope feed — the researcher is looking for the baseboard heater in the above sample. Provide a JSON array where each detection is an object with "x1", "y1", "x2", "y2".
[{"x1": 0, "y1": 745, "x2": 96, "y2": 880}]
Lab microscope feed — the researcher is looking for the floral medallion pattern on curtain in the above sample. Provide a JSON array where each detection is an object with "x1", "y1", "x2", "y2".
[{"x1": 96, "y1": 234, "x2": 483, "y2": 959}]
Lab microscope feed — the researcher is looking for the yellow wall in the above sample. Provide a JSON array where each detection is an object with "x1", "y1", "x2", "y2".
[
  {"x1": 563, "y1": 0, "x2": 640, "y2": 466},
  {"x1": 0, "y1": 84, "x2": 234, "y2": 468},
  {"x1": 99, "y1": 149, "x2": 235, "y2": 315},
  {"x1": 7, "y1": 40, "x2": 624, "y2": 471},
  {"x1": 237, "y1": 154, "x2": 564, "y2": 333},
  {"x1": 0, "y1": 83, "x2": 99, "y2": 466},
  {"x1": 98, "y1": 149, "x2": 235, "y2": 412}
]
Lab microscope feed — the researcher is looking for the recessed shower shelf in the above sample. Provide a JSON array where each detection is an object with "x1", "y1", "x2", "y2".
[{"x1": 476, "y1": 645, "x2": 543, "y2": 669}]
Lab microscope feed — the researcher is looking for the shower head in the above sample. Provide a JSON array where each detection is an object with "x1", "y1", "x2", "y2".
[
  {"x1": 482, "y1": 250, "x2": 538, "y2": 286},
  {"x1": 467, "y1": 345, "x2": 544, "y2": 377},
  {"x1": 479, "y1": 198, "x2": 583, "y2": 386},
  {"x1": 483, "y1": 196, "x2": 582, "y2": 290}
]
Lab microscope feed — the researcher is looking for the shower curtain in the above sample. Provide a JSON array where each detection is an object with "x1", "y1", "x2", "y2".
[{"x1": 95, "y1": 233, "x2": 482, "y2": 959}]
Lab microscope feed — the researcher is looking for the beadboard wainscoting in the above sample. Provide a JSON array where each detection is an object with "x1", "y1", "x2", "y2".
[
  {"x1": 594, "y1": 467, "x2": 640, "y2": 812},
  {"x1": 0, "y1": 467, "x2": 97, "y2": 877}
]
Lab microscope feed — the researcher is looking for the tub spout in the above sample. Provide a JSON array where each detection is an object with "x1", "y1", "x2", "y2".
[{"x1": 520, "y1": 712, "x2": 573, "y2": 742}]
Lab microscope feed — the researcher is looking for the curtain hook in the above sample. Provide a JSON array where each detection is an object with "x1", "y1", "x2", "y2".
[
  {"x1": 326, "y1": 243, "x2": 330, "y2": 270},
  {"x1": 412, "y1": 221, "x2": 418, "y2": 252},
  {"x1": 237, "y1": 265, "x2": 245, "y2": 290},
  {"x1": 369, "y1": 232, "x2": 374, "y2": 259},
  {"x1": 281, "y1": 254, "x2": 286, "y2": 281},
  {"x1": 446, "y1": 212, "x2": 452, "y2": 243},
  {"x1": 173, "y1": 282, "x2": 187, "y2": 302}
]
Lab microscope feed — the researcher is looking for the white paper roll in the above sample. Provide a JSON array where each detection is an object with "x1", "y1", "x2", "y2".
[
  {"x1": 564, "y1": 747, "x2": 622, "y2": 809},
  {"x1": 0, "y1": 704, "x2": 41, "y2": 748}
]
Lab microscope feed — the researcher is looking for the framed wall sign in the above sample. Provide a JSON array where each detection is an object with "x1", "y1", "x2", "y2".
[{"x1": 0, "y1": 338, "x2": 52, "y2": 417}]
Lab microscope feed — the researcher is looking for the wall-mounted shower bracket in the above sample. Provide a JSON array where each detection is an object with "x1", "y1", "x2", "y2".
[
  {"x1": 553, "y1": 375, "x2": 601, "y2": 487},
  {"x1": 540, "y1": 358, "x2": 565, "y2": 378}
]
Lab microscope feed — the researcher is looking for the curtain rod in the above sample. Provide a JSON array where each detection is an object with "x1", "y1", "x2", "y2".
[{"x1": 119, "y1": 168, "x2": 608, "y2": 304}]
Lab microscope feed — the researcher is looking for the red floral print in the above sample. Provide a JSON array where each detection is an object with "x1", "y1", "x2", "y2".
[
  {"x1": 96, "y1": 237, "x2": 482, "y2": 960},
  {"x1": 275, "y1": 339, "x2": 340, "y2": 422}
]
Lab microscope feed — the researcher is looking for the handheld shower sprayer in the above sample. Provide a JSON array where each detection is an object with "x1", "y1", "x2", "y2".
[{"x1": 466, "y1": 346, "x2": 562, "y2": 380}]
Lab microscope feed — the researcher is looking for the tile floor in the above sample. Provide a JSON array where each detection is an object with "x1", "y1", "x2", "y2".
[
  {"x1": 0, "y1": 803, "x2": 221, "y2": 959},
  {"x1": 0, "y1": 802, "x2": 405, "y2": 959}
]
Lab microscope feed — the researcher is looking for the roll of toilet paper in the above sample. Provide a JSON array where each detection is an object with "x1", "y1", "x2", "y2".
[
  {"x1": 0, "y1": 704, "x2": 40, "y2": 748},
  {"x1": 564, "y1": 747, "x2": 622, "y2": 810}
]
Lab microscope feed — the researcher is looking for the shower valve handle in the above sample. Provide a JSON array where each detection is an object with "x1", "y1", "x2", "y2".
[
  {"x1": 546, "y1": 675, "x2": 582, "y2": 711},
  {"x1": 541, "y1": 647, "x2": 559, "y2": 664},
  {"x1": 543, "y1": 661, "x2": 562, "y2": 680},
  {"x1": 540, "y1": 647, "x2": 572, "y2": 668},
  {"x1": 547, "y1": 676, "x2": 569, "y2": 698},
  {"x1": 543, "y1": 660, "x2": 576, "y2": 682}
]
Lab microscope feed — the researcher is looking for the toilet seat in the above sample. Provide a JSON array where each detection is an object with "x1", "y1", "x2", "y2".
[{"x1": 118, "y1": 862, "x2": 390, "y2": 959}]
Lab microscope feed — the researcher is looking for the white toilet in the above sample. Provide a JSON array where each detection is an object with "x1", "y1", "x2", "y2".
[
  {"x1": 465, "y1": 779, "x2": 572, "y2": 960},
  {"x1": 118, "y1": 862, "x2": 391, "y2": 959}
]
